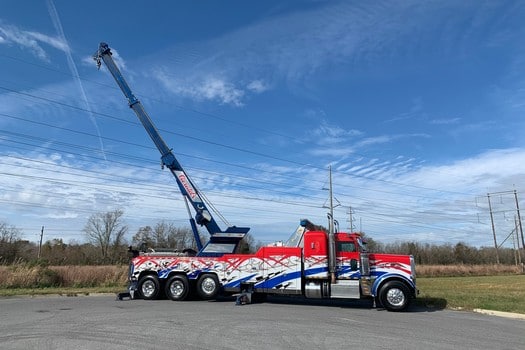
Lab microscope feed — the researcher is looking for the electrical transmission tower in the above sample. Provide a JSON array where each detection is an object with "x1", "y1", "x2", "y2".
[
  {"x1": 486, "y1": 190, "x2": 525, "y2": 264},
  {"x1": 347, "y1": 206, "x2": 355, "y2": 232}
]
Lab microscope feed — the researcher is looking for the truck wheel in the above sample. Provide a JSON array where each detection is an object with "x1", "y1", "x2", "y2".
[
  {"x1": 378, "y1": 281, "x2": 410, "y2": 312},
  {"x1": 165, "y1": 275, "x2": 189, "y2": 301},
  {"x1": 196, "y1": 274, "x2": 220, "y2": 300},
  {"x1": 137, "y1": 275, "x2": 160, "y2": 300}
]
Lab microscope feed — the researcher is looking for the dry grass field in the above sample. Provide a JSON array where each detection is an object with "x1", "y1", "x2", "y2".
[
  {"x1": 0, "y1": 265, "x2": 127, "y2": 289},
  {"x1": 416, "y1": 264, "x2": 524, "y2": 276}
]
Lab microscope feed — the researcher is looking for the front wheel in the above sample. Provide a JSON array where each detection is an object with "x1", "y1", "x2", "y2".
[
  {"x1": 165, "y1": 275, "x2": 189, "y2": 301},
  {"x1": 137, "y1": 275, "x2": 160, "y2": 300},
  {"x1": 378, "y1": 281, "x2": 410, "y2": 312},
  {"x1": 196, "y1": 274, "x2": 220, "y2": 300}
]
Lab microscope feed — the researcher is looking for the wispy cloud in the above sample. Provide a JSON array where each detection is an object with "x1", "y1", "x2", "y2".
[
  {"x1": 325, "y1": 147, "x2": 525, "y2": 244},
  {"x1": 310, "y1": 146, "x2": 355, "y2": 157},
  {"x1": 25, "y1": 31, "x2": 68, "y2": 52},
  {"x1": 85, "y1": 0, "x2": 520, "y2": 124},
  {"x1": 308, "y1": 121, "x2": 429, "y2": 158},
  {"x1": 0, "y1": 21, "x2": 65, "y2": 61},
  {"x1": 311, "y1": 119, "x2": 362, "y2": 144},
  {"x1": 429, "y1": 117, "x2": 461, "y2": 125},
  {"x1": 247, "y1": 80, "x2": 269, "y2": 93},
  {"x1": 140, "y1": 1, "x2": 513, "y2": 109},
  {"x1": 153, "y1": 69, "x2": 246, "y2": 106}
]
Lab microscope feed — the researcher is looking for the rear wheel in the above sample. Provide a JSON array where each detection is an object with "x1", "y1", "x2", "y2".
[
  {"x1": 196, "y1": 274, "x2": 220, "y2": 300},
  {"x1": 137, "y1": 275, "x2": 160, "y2": 300},
  {"x1": 378, "y1": 281, "x2": 410, "y2": 312},
  {"x1": 165, "y1": 275, "x2": 189, "y2": 301}
]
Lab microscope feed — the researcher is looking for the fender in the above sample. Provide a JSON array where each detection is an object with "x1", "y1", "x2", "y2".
[{"x1": 371, "y1": 272, "x2": 416, "y2": 297}]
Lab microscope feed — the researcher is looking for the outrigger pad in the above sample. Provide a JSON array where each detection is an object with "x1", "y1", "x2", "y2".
[
  {"x1": 235, "y1": 292, "x2": 252, "y2": 305},
  {"x1": 116, "y1": 292, "x2": 132, "y2": 301},
  {"x1": 235, "y1": 282, "x2": 254, "y2": 305}
]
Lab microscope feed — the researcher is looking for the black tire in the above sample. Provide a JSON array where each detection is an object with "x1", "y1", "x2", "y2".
[
  {"x1": 378, "y1": 280, "x2": 410, "y2": 312},
  {"x1": 196, "y1": 274, "x2": 220, "y2": 300},
  {"x1": 137, "y1": 275, "x2": 160, "y2": 300},
  {"x1": 165, "y1": 275, "x2": 189, "y2": 301}
]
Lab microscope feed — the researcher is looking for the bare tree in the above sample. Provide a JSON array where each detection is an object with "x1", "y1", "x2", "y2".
[
  {"x1": 84, "y1": 210, "x2": 128, "y2": 263},
  {"x1": 132, "y1": 226, "x2": 155, "y2": 249},
  {"x1": 164, "y1": 224, "x2": 194, "y2": 250},
  {"x1": 132, "y1": 222, "x2": 196, "y2": 251},
  {"x1": 152, "y1": 221, "x2": 170, "y2": 248},
  {"x1": 0, "y1": 221, "x2": 22, "y2": 263},
  {"x1": 0, "y1": 222, "x2": 20, "y2": 242}
]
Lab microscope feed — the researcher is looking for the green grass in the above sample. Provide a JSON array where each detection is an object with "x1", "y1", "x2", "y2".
[{"x1": 416, "y1": 275, "x2": 525, "y2": 314}]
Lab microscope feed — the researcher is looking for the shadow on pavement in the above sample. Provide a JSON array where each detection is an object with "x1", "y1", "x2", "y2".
[
  {"x1": 411, "y1": 296, "x2": 448, "y2": 312},
  {"x1": 215, "y1": 294, "x2": 447, "y2": 313}
]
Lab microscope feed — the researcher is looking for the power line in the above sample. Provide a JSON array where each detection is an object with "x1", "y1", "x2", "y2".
[
  {"x1": 0, "y1": 82, "x2": 481, "y2": 198},
  {"x1": 1, "y1": 111, "x2": 477, "y2": 210},
  {"x1": 1, "y1": 55, "x2": 518, "y2": 243}
]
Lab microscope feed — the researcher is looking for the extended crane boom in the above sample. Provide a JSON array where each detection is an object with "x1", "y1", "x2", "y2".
[{"x1": 94, "y1": 42, "x2": 249, "y2": 256}]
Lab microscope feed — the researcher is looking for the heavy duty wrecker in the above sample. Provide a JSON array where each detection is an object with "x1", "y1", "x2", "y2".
[{"x1": 94, "y1": 43, "x2": 417, "y2": 311}]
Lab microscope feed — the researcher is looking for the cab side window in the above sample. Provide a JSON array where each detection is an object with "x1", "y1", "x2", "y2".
[{"x1": 337, "y1": 242, "x2": 356, "y2": 253}]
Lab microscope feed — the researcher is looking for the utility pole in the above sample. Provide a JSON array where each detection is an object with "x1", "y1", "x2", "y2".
[
  {"x1": 514, "y1": 216, "x2": 522, "y2": 265},
  {"x1": 513, "y1": 190, "x2": 525, "y2": 251},
  {"x1": 37, "y1": 226, "x2": 44, "y2": 259},
  {"x1": 327, "y1": 166, "x2": 336, "y2": 284},
  {"x1": 487, "y1": 194, "x2": 500, "y2": 264}
]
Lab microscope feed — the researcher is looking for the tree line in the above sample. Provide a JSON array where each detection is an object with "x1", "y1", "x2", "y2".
[
  {"x1": 1, "y1": 211, "x2": 523, "y2": 265},
  {"x1": 365, "y1": 238, "x2": 523, "y2": 266},
  {"x1": 0, "y1": 209, "x2": 256, "y2": 265}
]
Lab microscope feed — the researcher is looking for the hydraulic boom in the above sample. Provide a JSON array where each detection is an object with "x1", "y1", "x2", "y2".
[{"x1": 94, "y1": 42, "x2": 249, "y2": 255}]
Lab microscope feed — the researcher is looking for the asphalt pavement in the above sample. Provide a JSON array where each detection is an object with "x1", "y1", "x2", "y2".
[{"x1": 0, "y1": 295, "x2": 523, "y2": 350}]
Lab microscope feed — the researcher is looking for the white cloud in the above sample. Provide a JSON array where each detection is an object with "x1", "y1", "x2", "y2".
[
  {"x1": 2, "y1": 143, "x2": 524, "y2": 247},
  {"x1": 1, "y1": 1, "x2": 523, "y2": 249},
  {"x1": 308, "y1": 126, "x2": 429, "y2": 158},
  {"x1": 26, "y1": 31, "x2": 68, "y2": 52},
  {"x1": 43, "y1": 211, "x2": 79, "y2": 219},
  {"x1": 247, "y1": 80, "x2": 269, "y2": 93},
  {"x1": 430, "y1": 117, "x2": 461, "y2": 125},
  {"x1": 153, "y1": 68, "x2": 245, "y2": 106},
  {"x1": 199, "y1": 78, "x2": 245, "y2": 106},
  {"x1": 311, "y1": 119, "x2": 363, "y2": 145},
  {"x1": 0, "y1": 22, "x2": 67, "y2": 61},
  {"x1": 322, "y1": 148, "x2": 525, "y2": 245},
  {"x1": 409, "y1": 148, "x2": 525, "y2": 191},
  {"x1": 310, "y1": 146, "x2": 355, "y2": 157}
]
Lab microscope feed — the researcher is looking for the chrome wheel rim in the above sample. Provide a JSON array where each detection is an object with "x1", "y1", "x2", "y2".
[
  {"x1": 169, "y1": 280, "x2": 185, "y2": 297},
  {"x1": 141, "y1": 280, "x2": 156, "y2": 298},
  {"x1": 386, "y1": 288, "x2": 406, "y2": 307},
  {"x1": 201, "y1": 277, "x2": 216, "y2": 295}
]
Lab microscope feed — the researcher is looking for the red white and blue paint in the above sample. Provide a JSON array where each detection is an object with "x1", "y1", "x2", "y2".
[{"x1": 128, "y1": 231, "x2": 417, "y2": 311}]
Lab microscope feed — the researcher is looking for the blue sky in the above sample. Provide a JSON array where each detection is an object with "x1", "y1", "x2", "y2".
[{"x1": 1, "y1": 0, "x2": 525, "y2": 249}]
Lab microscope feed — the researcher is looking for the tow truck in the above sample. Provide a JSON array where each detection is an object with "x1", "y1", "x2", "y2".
[{"x1": 94, "y1": 43, "x2": 417, "y2": 311}]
